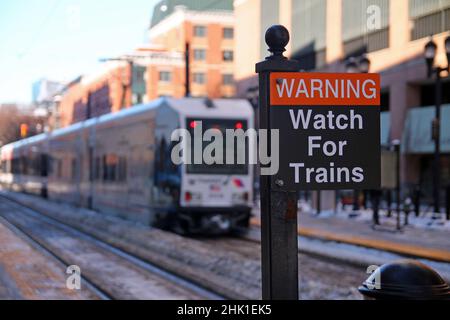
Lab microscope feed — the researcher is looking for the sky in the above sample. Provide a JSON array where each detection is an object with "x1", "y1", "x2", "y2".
[{"x1": 0, "y1": 0, "x2": 157, "y2": 104}]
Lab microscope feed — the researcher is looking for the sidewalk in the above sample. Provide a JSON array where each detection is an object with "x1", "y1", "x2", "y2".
[{"x1": 251, "y1": 206, "x2": 450, "y2": 263}]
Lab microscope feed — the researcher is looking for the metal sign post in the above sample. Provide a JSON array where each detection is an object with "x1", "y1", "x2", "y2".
[
  {"x1": 256, "y1": 25, "x2": 301, "y2": 300},
  {"x1": 256, "y1": 25, "x2": 381, "y2": 300}
]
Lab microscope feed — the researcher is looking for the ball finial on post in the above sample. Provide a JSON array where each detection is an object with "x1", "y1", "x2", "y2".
[{"x1": 265, "y1": 25, "x2": 290, "y2": 59}]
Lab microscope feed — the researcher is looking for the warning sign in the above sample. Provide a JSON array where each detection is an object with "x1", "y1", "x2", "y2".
[{"x1": 270, "y1": 72, "x2": 381, "y2": 190}]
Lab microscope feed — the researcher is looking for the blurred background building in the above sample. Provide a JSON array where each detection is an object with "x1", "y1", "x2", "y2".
[
  {"x1": 147, "y1": 0, "x2": 235, "y2": 99},
  {"x1": 234, "y1": 0, "x2": 450, "y2": 201},
  {"x1": 53, "y1": 0, "x2": 235, "y2": 128},
  {"x1": 27, "y1": 0, "x2": 449, "y2": 206}
]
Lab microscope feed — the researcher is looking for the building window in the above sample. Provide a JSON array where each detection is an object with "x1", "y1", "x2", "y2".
[
  {"x1": 159, "y1": 71, "x2": 171, "y2": 82},
  {"x1": 194, "y1": 25, "x2": 207, "y2": 37},
  {"x1": 222, "y1": 74, "x2": 234, "y2": 85},
  {"x1": 193, "y1": 49, "x2": 206, "y2": 61},
  {"x1": 103, "y1": 154, "x2": 117, "y2": 181},
  {"x1": 193, "y1": 72, "x2": 206, "y2": 84},
  {"x1": 223, "y1": 27, "x2": 234, "y2": 39},
  {"x1": 291, "y1": 0, "x2": 327, "y2": 70},
  {"x1": 222, "y1": 50, "x2": 233, "y2": 62},
  {"x1": 409, "y1": 0, "x2": 450, "y2": 41}
]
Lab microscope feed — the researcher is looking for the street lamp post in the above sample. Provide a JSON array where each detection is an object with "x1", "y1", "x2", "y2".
[
  {"x1": 346, "y1": 55, "x2": 371, "y2": 213},
  {"x1": 424, "y1": 36, "x2": 450, "y2": 217},
  {"x1": 392, "y1": 139, "x2": 401, "y2": 230}
]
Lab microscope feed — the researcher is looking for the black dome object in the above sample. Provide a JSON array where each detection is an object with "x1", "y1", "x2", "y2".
[
  {"x1": 359, "y1": 259, "x2": 450, "y2": 300},
  {"x1": 265, "y1": 25, "x2": 289, "y2": 57}
]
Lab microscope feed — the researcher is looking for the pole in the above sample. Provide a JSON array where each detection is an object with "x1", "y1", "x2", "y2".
[
  {"x1": 185, "y1": 42, "x2": 190, "y2": 97},
  {"x1": 446, "y1": 185, "x2": 450, "y2": 220},
  {"x1": 432, "y1": 72, "x2": 441, "y2": 216},
  {"x1": 353, "y1": 189, "x2": 359, "y2": 211},
  {"x1": 414, "y1": 185, "x2": 421, "y2": 217},
  {"x1": 387, "y1": 189, "x2": 392, "y2": 217},
  {"x1": 395, "y1": 142, "x2": 401, "y2": 230},
  {"x1": 129, "y1": 60, "x2": 133, "y2": 107},
  {"x1": 372, "y1": 189, "x2": 380, "y2": 225},
  {"x1": 256, "y1": 25, "x2": 300, "y2": 300},
  {"x1": 316, "y1": 191, "x2": 321, "y2": 215}
]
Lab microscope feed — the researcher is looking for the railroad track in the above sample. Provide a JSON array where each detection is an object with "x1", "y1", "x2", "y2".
[
  {"x1": 0, "y1": 195, "x2": 224, "y2": 300},
  {"x1": 0, "y1": 192, "x2": 368, "y2": 299}
]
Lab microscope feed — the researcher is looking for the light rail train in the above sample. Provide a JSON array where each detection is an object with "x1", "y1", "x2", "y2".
[{"x1": 0, "y1": 97, "x2": 254, "y2": 234}]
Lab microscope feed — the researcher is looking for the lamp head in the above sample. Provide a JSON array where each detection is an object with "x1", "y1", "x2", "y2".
[
  {"x1": 359, "y1": 55, "x2": 371, "y2": 73},
  {"x1": 345, "y1": 57, "x2": 359, "y2": 73},
  {"x1": 424, "y1": 37, "x2": 437, "y2": 77}
]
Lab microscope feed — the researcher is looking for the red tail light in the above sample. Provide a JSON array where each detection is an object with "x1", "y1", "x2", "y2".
[
  {"x1": 189, "y1": 121, "x2": 197, "y2": 129},
  {"x1": 233, "y1": 178, "x2": 244, "y2": 188},
  {"x1": 184, "y1": 191, "x2": 192, "y2": 202},
  {"x1": 235, "y1": 122, "x2": 243, "y2": 129}
]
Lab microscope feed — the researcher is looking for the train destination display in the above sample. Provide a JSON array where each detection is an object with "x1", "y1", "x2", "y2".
[{"x1": 269, "y1": 72, "x2": 381, "y2": 190}]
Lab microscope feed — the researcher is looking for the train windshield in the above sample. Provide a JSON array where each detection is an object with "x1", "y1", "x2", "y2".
[{"x1": 185, "y1": 118, "x2": 249, "y2": 175}]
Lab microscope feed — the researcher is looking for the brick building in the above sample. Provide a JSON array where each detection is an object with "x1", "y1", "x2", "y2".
[
  {"x1": 147, "y1": 0, "x2": 235, "y2": 99},
  {"x1": 55, "y1": 62, "x2": 132, "y2": 128}
]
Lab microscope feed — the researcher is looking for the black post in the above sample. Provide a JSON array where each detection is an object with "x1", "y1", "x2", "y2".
[
  {"x1": 432, "y1": 72, "x2": 441, "y2": 216},
  {"x1": 185, "y1": 42, "x2": 190, "y2": 97},
  {"x1": 316, "y1": 191, "x2": 321, "y2": 215},
  {"x1": 387, "y1": 189, "x2": 392, "y2": 217},
  {"x1": 363, "y1": 190, "x2": 368, "y2": 209},
  {"x1": 414, "y1": 184, "x2": 421, "y2": 217},
  {"x1": 353, "y1": 189, "x2": 359, "y2": 211},
  {"x1": 394, "y1": 142, "x2": 401, "y2": 230},
  {"x1": 256, "y1": 25, "x2": 300, "y2": 300},
  {"x1": 446, "y1": 185, "x2": 450, "y2": 220},
  {"x1": 372, "y1": 189, "x2": 380, "y2": 225}
]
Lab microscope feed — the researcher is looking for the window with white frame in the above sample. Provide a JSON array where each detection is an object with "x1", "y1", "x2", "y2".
[
  {"x1": 223, "y1": 27, "x2": 234, "y2": 39},
  {"x1": 194, "y1": 25, "x2": 207, "y2": 37},
  {"x1": 222, "y1": 50, "x2": 233, "y2": 62},
  {"x1": 193, "y1": 72, "x2": 206, "y2": 84},
  {"x1": 193, "y1": 49, "x2": 206, "y2": 61},
  {"x1": 222, "y1": 74, "x2": 233, "y2": 85},
  {"x1": 159, "y1": 71, "x2": 171, "y2": 82}
]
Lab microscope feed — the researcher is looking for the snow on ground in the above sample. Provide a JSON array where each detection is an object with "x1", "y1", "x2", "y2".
[
  {"x1": 298, "y1": 235, "x2": 450, "y2": 283},
  {"x1": 254, "y1": 199, "x2": 450, "y2": 231}
]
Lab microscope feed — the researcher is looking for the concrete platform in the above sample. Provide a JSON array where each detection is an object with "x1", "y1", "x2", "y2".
[
  {"x1": 0, "y1": 217, "x2": 96, "y2": 300},
  {"x1": 251, "y1": 209, "x2": 450, "y2": 263}
]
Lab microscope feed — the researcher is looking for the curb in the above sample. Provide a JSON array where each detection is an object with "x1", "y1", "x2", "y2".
[{"x1": 250, "y1": 218, "x2": 450, "y2": 263}]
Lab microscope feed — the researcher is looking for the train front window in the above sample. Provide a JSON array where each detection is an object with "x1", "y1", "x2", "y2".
[{"x1": 185, "y1": 118, "x2": 249, "y2": 175}]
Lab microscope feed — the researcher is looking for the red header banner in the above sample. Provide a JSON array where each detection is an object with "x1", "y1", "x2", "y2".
[{"x1": 270, "y1": 72, "x2": 380, "y2": 106}]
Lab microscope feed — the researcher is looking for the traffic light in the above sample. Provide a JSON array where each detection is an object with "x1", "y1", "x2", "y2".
[{"x1": 20, "y1": 123, "x2": 28, "y2": 138}]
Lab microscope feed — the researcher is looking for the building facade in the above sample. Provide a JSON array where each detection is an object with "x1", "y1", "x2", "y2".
[
  {"x1": 147, "y1": 1, "x2": 235, "y2": 99},
  {"x1": 234, "y1": 0, "x2": 450, "y2": 202},
  {"x1": 56, "y1": 62, "x2": 134, "y2": 128},
  {"x1": 54, "y1": 0, "x2": 235, "y2": 128}
]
